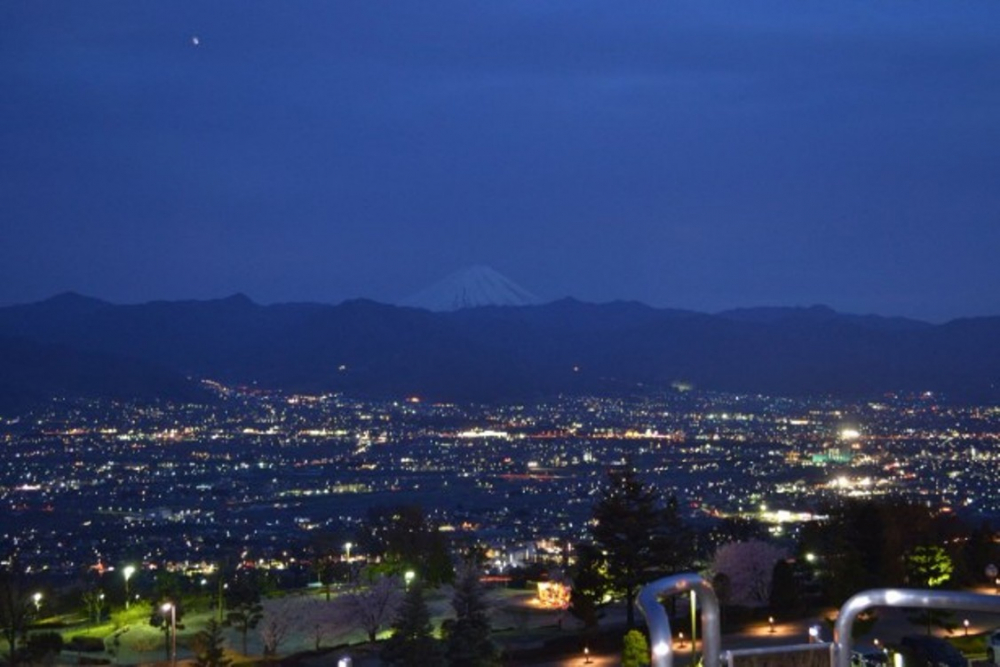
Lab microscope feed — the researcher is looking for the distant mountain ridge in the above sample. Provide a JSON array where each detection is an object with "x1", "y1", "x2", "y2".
[{"x1": 1, "y1": 293, "x2": 999, "y2": 410}]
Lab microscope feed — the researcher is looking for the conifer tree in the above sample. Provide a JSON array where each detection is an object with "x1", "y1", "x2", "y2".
[
  {"x1": 382, "y1": 584, "x2": 444, "y2": 666},
  {"x1": 444, "y1": 567, "x2": 498, "y2": 667},
  {"x1": 194, "y1": 619, "x2": 232, "y2": 667},
  {"x1": 591, "y1": 466, "x2": 689, "y2": 628}
]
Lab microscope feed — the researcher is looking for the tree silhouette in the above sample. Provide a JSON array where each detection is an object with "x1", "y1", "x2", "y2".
[
  {"x1": 906, "y1": 545, "x2": 956, "y2": 635},
  {"x1": 363, "y1": 505, "x2": 454, "y2": 586},
  {"x1": 0, "y1": 564, "x2": 34, "y2": 667},
  {"x1": 569, "y1": 542, "x2": 608, "y2": 629},
  {"x1": 591, "y1": 466, "x2": 689, "y2": 628},
  {"x1": 382, "y1": 584, "x2": 444, "y2": 666},
  {"x1": 194, "y1": 618, "x2": 232, "y2": 667},
  {"x1": 224, "y1": 582, "x2": 263, "y2": 655},
  {"x1": 444, "y1": 566, "x2": 498, "y2": 667},
  {"x1": 769, "y1": 559, "x2": 799, "y2": 616}
]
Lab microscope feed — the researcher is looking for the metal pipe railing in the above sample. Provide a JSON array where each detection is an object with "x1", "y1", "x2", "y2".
[
  {"x1": 636, "y1": 573, "x2": 722, "y2": 667},
  {"x1": 723, "y1": 643, "x2": 833, "y2": 667},
  {"x1": 640, "y1": 574, "x2": 1000, "y2": 667},
  {"x1": 833, "y1": 588, "x2": 1000, "y2": 667}
]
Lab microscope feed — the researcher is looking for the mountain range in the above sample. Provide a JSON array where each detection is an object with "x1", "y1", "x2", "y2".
[{"x1": 1, "y1": 291, "x2": 999, "y2": 410}]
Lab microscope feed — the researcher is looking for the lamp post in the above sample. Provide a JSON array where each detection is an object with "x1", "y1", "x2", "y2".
[
  {"x1": 584, "y1": 646, "x2": 591, "y2": 664},
  {"x1": 963, "y1": 619, "x2": 969, "y2": 636},
  {"x1": 344, "y1": 542, "x2": 353, "y2": 562},
  {"x1": 161, "y1": 602, "x2": 176, "y2": 666},
  {"x1": 405, "y1": 570, "x2": 415, "y2": 590},
  {"x1": 690, "y1": 590, "x2": 698, "y2": 665},
  {"x1": 769, "y1": 616, "x2": 775, "y2": 634},
  {"x1": 32, "y1": 592, "x2": 42, "y2": 614},
  {"x1": 123, "y1": 565, "x2": 136, "y2": 609}
]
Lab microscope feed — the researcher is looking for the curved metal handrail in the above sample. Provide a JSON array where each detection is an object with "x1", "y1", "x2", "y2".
[
  {"x1": 833, "y1": 588, "x2": 1000, "y2": 667},
  {"x1": 636, "y1": 573, "x2": 722, "y2": 667}
]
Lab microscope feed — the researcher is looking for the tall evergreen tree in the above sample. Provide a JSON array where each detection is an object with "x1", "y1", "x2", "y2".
[
  {"x1": 591, "y1": 466, "x2": 689, "y2": 628},
  {"x1": 569, "y1": 542, "x2": 609, "y2": 629},
  {"x1": 769, "y1": 559, "x2": 798, "y2": 616},
  {"x1": 382, "y1": 584, "x2": 444, "y2": 666},
  {"x1": 194, "y1": 619, "x2": 232, "y2": 667},
  {"x1": 444, "y1": 567, "x2": 498, "y2": 667},
  {"x1": 0, "y1": 563, "x2": 34, "y2": 667}
]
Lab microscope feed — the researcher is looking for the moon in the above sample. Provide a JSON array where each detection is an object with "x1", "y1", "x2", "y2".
[{"x1": 191, "y1": 36, "x2": 200, "y2": 46}]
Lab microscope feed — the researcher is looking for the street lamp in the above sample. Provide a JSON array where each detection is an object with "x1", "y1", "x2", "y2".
[
  {"x1": 32, "y1": 592, "x2": 42, "y2": 613},
  {"x1": 123, "y1": 565, "x2": 136, "y2": 609},
  {"x1": 344, "y1": 542, "x2": 353, "y2": 562},
  {"x1": 405, "y1": 570, "x2": 415, "y2": 590},
  {"x1": 963, "y1": 619, "x2": 969, "y2": 636},
  {"x1": 809, "y1": 625, "x2": 820, "y2": 643},
  {"x1": 769, "y1": 616, "x2": 775, "y2": 634},
  {"x1": 584, "y1": 646, "x2": 591, "y2": 664},
  {"x1": 161, "y1": 602, "x2": 177, "y2": 666}
]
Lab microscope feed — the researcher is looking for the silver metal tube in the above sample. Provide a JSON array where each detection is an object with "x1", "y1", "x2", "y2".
[
  {"x1": 833, "y1": 589, "x2": 1000, "y2": 667},
  {"x1": 724, "y1": 643, "x2": 833, "y2": 660},
  {"x1": 636, "y1": 573, "x2": 722, "y2": 667}
]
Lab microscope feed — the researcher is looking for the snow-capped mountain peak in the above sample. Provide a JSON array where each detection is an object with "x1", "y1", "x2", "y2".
[{"x1": 401, "y1": 265, "x2": 540, "y2": 311}]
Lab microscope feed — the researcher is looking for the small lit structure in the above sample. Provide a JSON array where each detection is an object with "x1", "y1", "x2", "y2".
[{"x1": 536, "y1": 581, "x2": 571, "y2": 609}]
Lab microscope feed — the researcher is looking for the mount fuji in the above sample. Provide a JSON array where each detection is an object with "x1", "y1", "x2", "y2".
[{"x1": 401, "y1": 265, "x2": 541, "y2": 311}]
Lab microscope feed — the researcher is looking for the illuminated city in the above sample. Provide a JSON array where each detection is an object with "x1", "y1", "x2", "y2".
[
  {"x1": 4, "y1": 384, "x2": 997, "y2": 578},
  {"x1": 5, "y1": 2, "x2": 1000, "y2": 664}
]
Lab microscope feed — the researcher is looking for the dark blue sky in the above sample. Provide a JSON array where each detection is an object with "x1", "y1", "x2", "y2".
[{"x1": 3, "y1": 2, "x2": 999, "y2": 321}]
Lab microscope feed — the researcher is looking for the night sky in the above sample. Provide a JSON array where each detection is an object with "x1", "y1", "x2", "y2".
[{"x1": 3, "y1": 2, "x2": 999, "y2": 321}]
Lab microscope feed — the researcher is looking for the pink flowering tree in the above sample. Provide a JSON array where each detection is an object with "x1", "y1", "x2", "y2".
[{"x1": 709, "y1": 540, "x2": 786, "y2": 607}]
